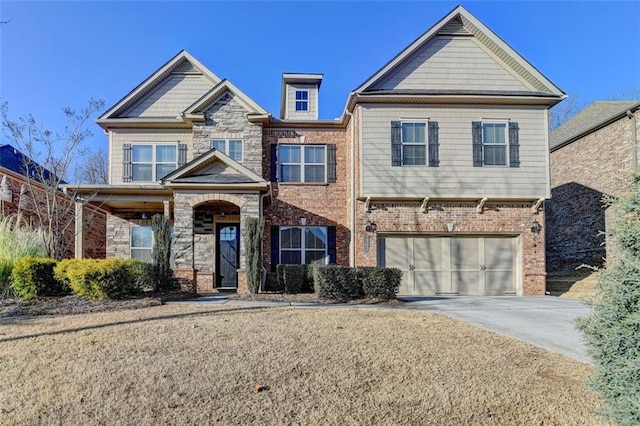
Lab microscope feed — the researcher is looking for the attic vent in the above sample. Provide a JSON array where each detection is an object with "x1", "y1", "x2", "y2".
[{"x1": 437, "y1": 18, "x2": 471, "y2": 36}]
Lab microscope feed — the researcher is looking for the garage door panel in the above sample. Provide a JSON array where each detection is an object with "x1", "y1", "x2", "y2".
[
  {"x1": 485, "y1": 271, "x2": 514, "y2": 295},
  {"x1": 384, "y1": 237, "x2": 410, "y2": 269},
  {"x1": 451, "y1": 238, "x2": 479, "y2": 270},
  {"x1": 485, "y1": 238, "x2": 514, "y2": 270},
  {"x1": 453, "y1": 271, "x2": 481, "y2": 295},
  {"x1": 415, "y1": 271, "x2": 443, "y2": 294},
  {"x1": 413, "y1": 238, "x2": 442, "y2": 270}
]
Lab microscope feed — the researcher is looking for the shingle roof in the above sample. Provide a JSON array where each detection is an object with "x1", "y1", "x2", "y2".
[
  {"x1": 0, "y1": 144, "x2": 63, "y2": 183},
  {"x1": 550, "y1": 101, "x2": 640, "y2": 151}
]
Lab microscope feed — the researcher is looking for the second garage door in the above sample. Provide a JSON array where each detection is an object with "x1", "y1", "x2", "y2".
[{"x1": 378, "y1": 236, "x2": 518, "y2": 296}]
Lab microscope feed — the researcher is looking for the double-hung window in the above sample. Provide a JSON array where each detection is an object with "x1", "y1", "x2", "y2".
[
  {"x1": 131, "y1": 144, "x2": 178, "y2": 181},
  {"x1": 472, "y1": 121, "x2": 519, "y2": 168},
  {"x1": 279, "y1": 145, "x2": 326, "y2": 183},
  {"x1": 391, "y1": 120, "x2": 439, "y2": 167},
  {"x1": 482, "y1": 122, "x2": 507, "y2": 166},
  {"x1": 401, "y1": 122, "x2": 427, "y2": 165},
  {"x1": 131, "y1": 225, "x2": 152, "y2": 262},
  {"x1": 280, "y1": 226, "x2": 328, "y2": 265},
  {"x1": 211, "y1": 139, "x2": 243, "y2": 162},
  {"x1": 295, "y1": 90, "x2": 309, "y2": 111}
]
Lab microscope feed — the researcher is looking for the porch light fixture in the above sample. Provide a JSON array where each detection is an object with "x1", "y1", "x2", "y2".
[
  {"x1": 141, "y1": 202, "x2": 147, "y2": 220},
  {"x1": 300, "y1": 217, "x2": 307, "y2": 226},
  {"x1": 220, "y1": 211, "x2": 225, "y2": 218},
  {"x1": 530, "y1": 219, "x2": 541, "y2": 235},
  {"x1": 365, "y1": 220, "x2": 377, "y2": 233}
]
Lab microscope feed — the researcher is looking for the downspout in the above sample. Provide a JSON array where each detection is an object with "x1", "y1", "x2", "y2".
[
  {"x1": 346, "y1": 100, "x2": 356, "y2": 267},
  {"x1": 259, "y1": 182, "x2": 272, "y2": 291},
  {"x1": 627, "y1": 109, "x2": 638, "y2": 172}
]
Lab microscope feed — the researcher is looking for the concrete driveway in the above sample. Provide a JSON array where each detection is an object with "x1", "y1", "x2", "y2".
[{"x1": 399, "y1": 296, "x2": 592, "y2": 364}]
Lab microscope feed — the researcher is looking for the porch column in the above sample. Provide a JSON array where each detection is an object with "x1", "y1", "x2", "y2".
[
  {"x1": 74, "y1": 199, "x2": 84, "y2": 259},
  {"x1": 163, "y1": 200, "x2": 171, "y2": 217}
]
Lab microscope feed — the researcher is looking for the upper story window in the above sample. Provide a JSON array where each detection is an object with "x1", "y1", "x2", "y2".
[
  {"x1": 123, "y1": 143, "x2": 186, "y2": 183},
  {"x1": 279, "y1": 145, "x2": 326, "y2": 183},
  {"x1": 212, "y1": 139, "x2": 243, "y2": 162},
  {"x1": 295, "y1": 90, "x2": 309, "y2": 111},
  {"x1": 280, "y1": 226, "x2": 328, "y2": 265},
  {"x1": 132, "y1": 144, "x2": 177, "y2": 181},
  {"x1": 472, "y1": 121, "x2": 520, "y2": 168},
  {"x1": 391, "y1": 121, "x2": 439, "y2": 167}
]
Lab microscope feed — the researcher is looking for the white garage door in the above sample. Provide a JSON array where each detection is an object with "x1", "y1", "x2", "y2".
[{"x1": 379, "y1": 236, "x2": 517, "y2": 296}]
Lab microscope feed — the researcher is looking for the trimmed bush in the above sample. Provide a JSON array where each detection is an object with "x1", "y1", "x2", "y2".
[
  {"x1": 303, "y1": 264, "x2": 315, "y2": 293},
  {"x1": 280, "y1": 264, "x2": 306, "y2": 294},
  {"x1": 243, "y1": 217, "x2": 265, "y2": 294},
  {"x1": 314, "y1": 265, "x2": 363, "y2": 301},
  {"x1": 11, "y1": 257, "x2": 61, "y2": 300},
  {"x1": 359, "y1": 266, "x2": 402, "y2": 299},
  {"x1": 264, "y1": 271, "x2": 283, "y2": 292},
  {"x1": 54, "y1": 258, "x2": 152, "y2": 300},
  {"x1": 151, "y1": 214, "x2": 173, "y2": 292}
]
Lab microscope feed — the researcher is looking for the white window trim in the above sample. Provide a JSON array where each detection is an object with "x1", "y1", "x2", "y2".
[
  {"x1": 130, "y1": 224, "x2": 153, "y2": 261},
  {"x1": 481, "y1": 121, "x2": 509, "y2": 167},
  {"x1": 211, "y1": 139, "x2": 244, "y2": 162},
  {"x1": 295, "y1": 90, "x2": 309, "y2": 112},
  {"x1": 279, "y1": 144, "x2": 327, "y2": 183},
  {"x1": 280, "y1": 226, "x2": 328, "y2": 265},
  {"x1": 401, "y1": 121, "x2": 428, "y2": 166},
  {"x1": 131, "y1": 143, "x2": 178, "y2": 182}
]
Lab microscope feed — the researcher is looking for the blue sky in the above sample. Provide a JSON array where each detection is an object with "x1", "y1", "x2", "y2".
[{"x1": 1, "y1": 1, "x2": 639, "y2": 153}]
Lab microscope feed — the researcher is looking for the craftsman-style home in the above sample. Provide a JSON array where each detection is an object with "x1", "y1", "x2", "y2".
[{"x1": 67, "y1": 6, "x2": 564, "y2": 295}]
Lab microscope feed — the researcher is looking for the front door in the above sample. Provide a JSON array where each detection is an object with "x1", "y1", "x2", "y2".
[{"x1": 216, "y1": 223, "x2": 240, "y2": 289}]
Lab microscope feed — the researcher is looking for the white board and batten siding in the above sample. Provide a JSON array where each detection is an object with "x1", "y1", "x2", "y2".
[
  {"x1": 284, "y1": 83, "x2": 318, "y2": 120},
  {"x1": 109, "y1": 129, "x2": 192, "y2": 184},
  {"x1": 359, "y1": 104, "x2": 550, "y2": 199},
  {"x1": 371, "y1": 36, "x2": 534, "y2": 93}
]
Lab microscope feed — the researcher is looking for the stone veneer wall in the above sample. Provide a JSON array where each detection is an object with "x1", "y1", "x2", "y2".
[
  {"x1": 190, "y1": 93, "x2": 264, "y2": 176},
  {"x1": 547, "y1": 111, "x2": 639, "y2": 272},
  {"x1": 262, "y1": 128, "x2": 350, "y2": 269},
  {"x1": 355, "y1": 200, "x2": 546, "y2": 295}
]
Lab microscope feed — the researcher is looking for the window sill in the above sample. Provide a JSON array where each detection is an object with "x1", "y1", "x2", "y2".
[{"x1": 278, "y1": 182, "x2": 329, "y2": 186}]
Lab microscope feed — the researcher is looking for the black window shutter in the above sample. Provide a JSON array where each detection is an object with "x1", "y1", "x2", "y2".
[
  {"x1": 123, "y1": 144, "x2": 132, "y2": 182},
  {"x1": 327, "y1": 144, "x2": 336, "y2": 183},
  {"x1": 327, "y1": 226, "x2": 337, "y2": 264},
  {"x1": 178, "y1": 143, "x2": 187, "y2": 167},
  {"x1": 428, "y1": 121, "x2": 439, "y2": 167},
  {"x1": 509, "y1": 122, "x2": 520, "y2": 168},
  {"x1": 270, "y1": 144, "x2": 278, "y2": 182},
  {"x1": 391, "y1": 121, "x2": 402, "y2": 166},
  {"x1": 270, "y1": 225, "x2": 279, "y2": 271},
  {"x1": 472, "y1": 122, "x2": 483, "y2": 167}
]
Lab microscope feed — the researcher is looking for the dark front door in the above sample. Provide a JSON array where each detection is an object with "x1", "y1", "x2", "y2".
[{"x1": 216, "y1": 223, "x2": 240, "y2": 289}]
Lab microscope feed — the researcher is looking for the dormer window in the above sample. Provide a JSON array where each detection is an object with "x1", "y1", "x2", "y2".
[{"x1": 295, "y1": 91, "x2": 309, "y2": 111}]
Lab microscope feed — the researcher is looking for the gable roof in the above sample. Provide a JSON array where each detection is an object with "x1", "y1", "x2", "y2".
[
  {"x1": 0, "y1": 144, "x2": 64, "y2": 184},
  {"x1": 98, "y1": 50, "x2": 221, "y2": 123},
  {"x1": 353, "y1": 5, "x2": 564, "y2": 99},
  {"x1": 550, "y1": 101, "x2": 640, "y2": 151},
  {"x1": 161, "y1": 148, "x2": 268, "y2": 189},
  {"x1": 182, "y1": 79, "x2": 269, "y2": 119}
]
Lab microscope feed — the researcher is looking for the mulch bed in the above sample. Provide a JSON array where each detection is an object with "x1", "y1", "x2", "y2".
[{"x1": 0, "y1": 292, "x2": 403, "y2": 318}]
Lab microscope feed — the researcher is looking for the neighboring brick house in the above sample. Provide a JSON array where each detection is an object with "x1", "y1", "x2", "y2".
[
  {"x1": 0, "y1": 144, "x2": 106, "y2": 258},
  {"x1": 546, "y1": 101, "x2": 640, "y2": 273},
  {"x1": 68, "y1": 5, "x2": 564, "y2": 295}
]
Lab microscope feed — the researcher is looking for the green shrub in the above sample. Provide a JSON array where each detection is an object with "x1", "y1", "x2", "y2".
[
  {"x1": 314, "y1": 265, "x2": 363, "y2": 301},
  {"x1": 0, "y1": 259, "x2": 15, "y2": 298},
  {"x1": 11, "y1": 257, "x2": 61, "y2": 300},
  {"x1": 577, "y1": 173, "x2": 640, "y2": 425},
  {"x1": 303, "y1": 264, "x2": 315, "y2": 293},
  {"x1": 54, "y1": 258, "x2": 151, "y2": 300},
  {"x1": 264, "y1": 271, "x2": 283, "y2": 292},
  {"x1": 243, "y1": 217, "x2": 265, "y2": 294},
  {"x1": 359, "y1": 267, "x2": 402, "y2": 299},
  {"x1": 282, "y1": 265, "x2": 306, "y2": 294},
  {"x1": 151, "y1": 214, "x2": 173, "y2": 292}
]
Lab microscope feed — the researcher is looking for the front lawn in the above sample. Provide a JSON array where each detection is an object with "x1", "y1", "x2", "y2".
[{"x1": 0, "y1": 304, "x2": 601, "y2": 424}]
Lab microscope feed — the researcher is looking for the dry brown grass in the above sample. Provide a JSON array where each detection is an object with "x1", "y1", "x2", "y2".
[{"x1": 0, "y1": 304, "x2": 601, "y2": 425}]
